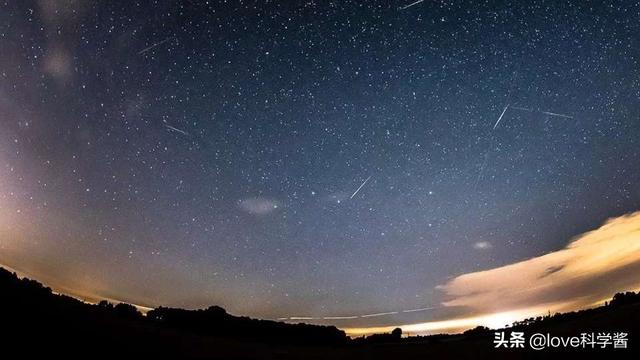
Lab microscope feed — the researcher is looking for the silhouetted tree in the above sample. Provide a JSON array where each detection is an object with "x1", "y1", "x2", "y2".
[
  {"x1": 97, "y1": 300, "x2": 114, "y2": 310},
  {"x1": 610, "y1": 291, "x2": 640, "y2": 307},
  {"x1": 114, "y1": 302, "x2": 142, "y2": 319},
  {"x1": 463, "y1": 326, "x2": 490, "y2": 335}
]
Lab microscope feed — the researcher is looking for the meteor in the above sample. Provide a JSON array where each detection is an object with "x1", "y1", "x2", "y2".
[
  {"x1": 541, "y1": 111, "x2": 574, "y2": 119},
  {"x1": 510, "y1": 105, "x2": 574, "y2": 119},
  {"x1": 138, "y1": 36, "x2": 174, "y2": 55},
  {"x1": 493, "y1": 105, "x2": 510, "y2": 129},
  {"x1": 399, "y1": 0, "x2": 425, "y2": 10},
  {"x1": 350, "y1": 176, "x2": 372, "y2": 199},
  {"x1": 165, "y1": 124, "x2": 188, "y2": 136}
]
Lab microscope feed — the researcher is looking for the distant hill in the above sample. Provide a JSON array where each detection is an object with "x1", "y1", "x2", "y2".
[{"x1": 2, "y1": 266, "x2": 639, "y2": 358}]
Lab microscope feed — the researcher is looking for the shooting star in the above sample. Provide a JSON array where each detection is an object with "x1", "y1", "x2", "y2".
[
  {"x1": 350, "y1": 175, "x2": 372, "y2": 199},
  {"x1": 138, "y1": 36, "x2": 174, "y2": 55},
  {"x1": 399, "y1": 0, "x2": 425, "y2": 10},
  {"x1": 541, "y1": 111, "x2": 574, "y2": 119},
  {"x1": 510, "y1": 106, "x2": 574, "y2": 119},
  {"x1": 165, "y1": 124, "x2": 188, "y2": 136},
  {"x1": 492, "y1": 105, "x2": 509, "y2": 129},
  {"x1": 510, "y1": 105, "x2": 533, "y2": 112}
]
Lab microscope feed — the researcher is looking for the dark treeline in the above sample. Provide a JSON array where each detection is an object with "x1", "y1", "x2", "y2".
[
  {"x1": 146, "y1": 306, "x2": 346, "y2": 345},
  {"x1": 94, "y1": 298, "x2": 345, "y2": 345},
  {"x1": 0, "y1": 266, "x2": 345, "y2": 357},
  {"x1": 504, "y1": 291, "x2": 640, "y2": 329},
  {"x1": 2, "y1": 266, "x2": 640, "y2": 358}
]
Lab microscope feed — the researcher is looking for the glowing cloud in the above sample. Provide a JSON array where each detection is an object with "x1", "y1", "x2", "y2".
[
  {"x1": 344, "y1": 210, "x2": 640, "y2": 336},
  {"x1": 238, "y1": 197, "x2": 280, "y2": 215},
  {"x1": 473, "y1": 241, "x2": 492, "y2": 250},
  {"x1": 440, "y1": 211, "x2": 640, "y2": 313}
]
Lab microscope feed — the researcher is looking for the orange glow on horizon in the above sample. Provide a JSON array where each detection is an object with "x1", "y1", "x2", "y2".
[{"x1": 345, "y1": 211, "x2": 640, "y2": 336}]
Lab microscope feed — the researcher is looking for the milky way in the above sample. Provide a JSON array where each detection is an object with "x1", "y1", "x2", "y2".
[{"x1": 0, "y1": 1, "x2": 639, "y2": 330}]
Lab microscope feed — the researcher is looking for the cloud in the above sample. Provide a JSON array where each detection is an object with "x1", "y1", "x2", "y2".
[
  {"x1": 42, "y1": 45, "x2": 73, "y2": 81},
  {"x1": 238, "y1": 197, "x2": 280, "y2": 215},
  {"x1": 441, "y1": 211, "x2": 640, "y2": 314},
  {"x1": 343, "y1": 210, "x2": 640, "y2": 336},
  {"x1": 473, "y1": 241, "x2": 492, "y2": 250},
  {"x1": 37, "y1": 0, "x2": 91, "y2": 83}
]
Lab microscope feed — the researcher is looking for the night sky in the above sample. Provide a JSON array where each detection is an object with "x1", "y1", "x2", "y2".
[{"x1": 1, "y1": 0, "x2": 640, "y2": 332}]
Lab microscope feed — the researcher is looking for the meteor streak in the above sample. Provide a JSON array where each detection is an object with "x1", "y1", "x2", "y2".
[
  {"x1": 541, "y1": 111, "x2": 574, "y2": 119},
  {"x1": 510, "y1": 106, "x2": 532, "y2": 112},
  {"x1": 165, "y1": 124, "x2": 188, "y2": 136},
  {"x1": 493, "y1": 105, "x2": 509, "y2": 129},
  {"x1": 138, "y1": 36, "x2": 174, "y2": 55},
  {"x1": 510, "y1": 105, "x2": 574, "y2": 118},
  {"x1": 350, "y1": 176, "x2": 372, "y2": 199},
  {"x1": 399, "y1": 0, "x2": 425, "y2": 10}
]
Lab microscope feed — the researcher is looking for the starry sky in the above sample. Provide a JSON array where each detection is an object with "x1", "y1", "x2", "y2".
[{"x1": 1, "y1": 0, "x2": 640, "y2": 332}]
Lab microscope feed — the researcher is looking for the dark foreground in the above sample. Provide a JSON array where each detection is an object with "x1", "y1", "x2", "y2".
[{"x1": 2, "y1": 266, "x2": 639, "y2": 359}]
